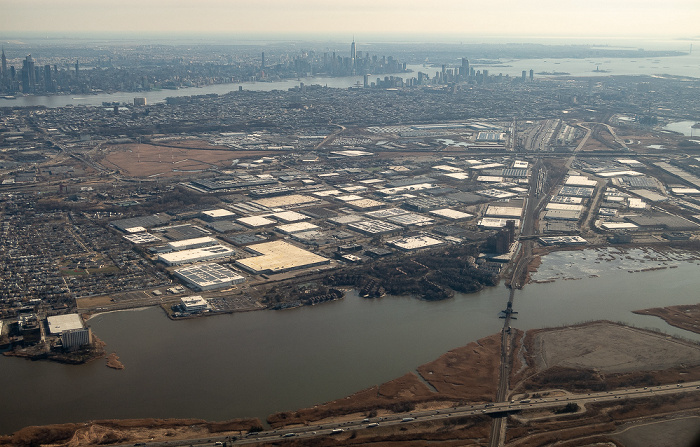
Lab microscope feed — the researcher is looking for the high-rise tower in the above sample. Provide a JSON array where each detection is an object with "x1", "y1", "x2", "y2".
[
  {"x1": 44, "y1": 64, "x2": 52, "y2": 92},
  {"x1": 22, "y1": 54, "x2": 35, "y2": 93},
  {"x1": 1, "y1": 47, "x2": 6, "y2": 79}
]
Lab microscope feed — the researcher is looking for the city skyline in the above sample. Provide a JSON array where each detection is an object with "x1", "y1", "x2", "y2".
[{"x1": 2, "y1": 0, "x2": 700, "y2": 40}]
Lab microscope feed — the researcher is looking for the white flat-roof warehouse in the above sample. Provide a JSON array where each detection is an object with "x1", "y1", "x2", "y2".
[
  {"x1": 389, "y1": 235, "x2": 444, "y2": 251},
  {"x1": 123, "y1": 233, "x2": 161, "y2": 244},
  {"x1": 237, "y1": 216, "x2": 276, "y2": 228},
  {"x1": 485, "y1": 205, "x2": 522, "y2": 219},
  {"x1": 346, "y1": 198, "x2": 386, "y2": 210},
  {"x1": 479, "y1": 218, "x2": 521, "y2": 229},
  {"x1": 47, "y1": 314, "x2": 84, "y2": 335},
  {"x1": 201, "y1": 209, "x2": 236, "y2": 221},
  {"x1": 565, "y1": 175, "x2": 597, "y2": 187},
  {"x1": 543, "y1": 209, "x2": 582, "y2": 221},
  {"x1": 235, "y1": 240, "x2": 330, "y2": 274},
  {"x1": 270, "y1": 211, "x2": 309, "y2": 222},
  {"x1": 159, "y1": 245, "x2": 236, "y2": 266},
  {"x1": 429, "y1": 208, "x2": 473, "y2": 220},
  {"x1": 174, "y1": 263, "x2": 245, "y2": 291},
  {"x1": 275, "y1": 222, "x2": 320, "y2": 234},
  {"x1": 167, "y1": 236, "x2": 218, "y2": 252}
]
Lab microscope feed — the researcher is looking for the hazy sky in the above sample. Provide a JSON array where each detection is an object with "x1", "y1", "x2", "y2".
[{"x1": 2, "y1": 0, "x2": 699, "y2": 40}]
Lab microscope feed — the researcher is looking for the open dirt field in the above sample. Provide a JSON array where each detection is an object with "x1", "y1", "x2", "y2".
[
  {"x1": 75, "y1": 295, "x2": 114, "y2": 309},
  {"x1": 612, "y1": 415, "x2": 700, "y2": 447},
  {"x1": 634, "y1": 304, "x2": 700, "y2": 335},
  {"x1": 100, "y1": 143, "x2": 277, "y2": 178},
  {"x1": 531, "y1": 322, "x2": 700, "y2": 373}
]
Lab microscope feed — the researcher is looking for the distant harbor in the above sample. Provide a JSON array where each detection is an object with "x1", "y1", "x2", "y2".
[{"x1": 2, "y1": 50, "x2": 700, "y2": 109}]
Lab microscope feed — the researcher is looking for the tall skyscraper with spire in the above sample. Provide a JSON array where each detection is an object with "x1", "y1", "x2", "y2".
[
  {"x1": 350, "y1": 37, "x2": 357, "y2": 74},
  {"x1": 1, "y1": 47, "x2": 6, "y2": 79}
]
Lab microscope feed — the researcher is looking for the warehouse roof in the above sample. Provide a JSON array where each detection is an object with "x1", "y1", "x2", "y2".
[
  {"x1": 275, "y1": 222, "x2": 320, "y2": 234},
  {"x1": 174, "y1": 263, "x2": 244, "y2": 290},
  {"x1": 237, "y1": 216, "x2": 276, "y2": 228},
  {"x1": 389, "y1": 235, "x2": 444, "y2": 251},
  {"x1": 236, "y1": 241, "x2": 329, "y2": 274},
  {"x1": 429, "y1": 208, "x2": 473, "y2": 220},
  {"x1": 159, "y1": 245, "x2": 236, "y2": 265},
  {"x1": 47, "y1": 314, "x2": 84, "y2": 335}
]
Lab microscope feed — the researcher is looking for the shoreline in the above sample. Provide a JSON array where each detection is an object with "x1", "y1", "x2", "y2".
[
  {"x1": 633, "y1": 304, "x2": 700, "y2": 335},
  {"x1": 4, "y1": 320, "x2": 699, "y2": 445}
]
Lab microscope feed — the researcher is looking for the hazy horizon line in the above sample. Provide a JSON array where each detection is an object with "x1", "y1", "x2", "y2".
[{"x1": 1, "y1": 32, "x2": 698, "y2": 46}]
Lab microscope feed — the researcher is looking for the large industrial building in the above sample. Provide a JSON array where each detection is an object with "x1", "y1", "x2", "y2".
[
  {"x1": 235, "y1": 240, "x2": 330, "y2": 274},
  {"x1": 389, "y1": 235, "x2": 445, "y2": 251},
  {"x1": 158, "y1": 245, "x2": 236, "y2": 266},
  {"x1": 270, "y1": 211, "x2": 309, "y2": 222},
  {"x1": 275, "y1": 222, "x2": 320, "y2": 234},
  {"x1": 200, "y1": 209, "x2": 236, "y2": 221},
  {"x1": 173, "y1": 263, "x2": 245, "y2": 291},
  {"x1": 166, "y1": 236, "x2": 218, "y2": 252},
  {"x1": 485, "y1": 205, "x2": 523, "y2": 219},
  {"x1": 237, "y1": 216, "x2": 276, "y2": 228},
  {"x1": 429, "y1": 208, "x2": 473, "y2": 220},
  {"x1": 347, "y1": 219, "x2": 403, "y2": 235}
]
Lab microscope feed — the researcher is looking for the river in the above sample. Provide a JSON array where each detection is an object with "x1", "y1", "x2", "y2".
[
  {"x1": 0, "y1": 67, "x2": 425, "y2": 109},
  {"x1": 2, "y1": 49, "x2": 700, "y2": 109},
  {"x1": 1, "y1": 248, "x2": 699, "y2": 434}
]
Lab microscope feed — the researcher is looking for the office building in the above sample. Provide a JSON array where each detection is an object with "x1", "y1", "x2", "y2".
[
  {"x1": 181, "y1": 296, "x2": 209, "y2": 312},
  {"x1": 62, "y1": 328, "x2": 92, "y2": 350},
  {"x1": 461, "y1": 58, "x2": 469, "y2": 78},
  {"x1": 44, "y1": 65, "x2": 53, "y2": 92},
  {"x1": 22, "y1": 55, "x2": 35, "y2": 93}
]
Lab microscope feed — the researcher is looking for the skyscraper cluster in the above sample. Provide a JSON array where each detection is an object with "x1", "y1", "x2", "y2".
[{"x1": 0, "y1": 51, "x2": 63, "y2": 94}]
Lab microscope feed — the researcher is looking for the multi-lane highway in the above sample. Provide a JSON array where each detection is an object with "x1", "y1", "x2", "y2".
[{"x1": 114, "y1": 381, "x2": 700, "y2": 447}]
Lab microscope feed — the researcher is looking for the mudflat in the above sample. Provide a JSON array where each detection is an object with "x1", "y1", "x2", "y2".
[{"x1": 532, "y1": 322, "x2": 700, "y2": 373}]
